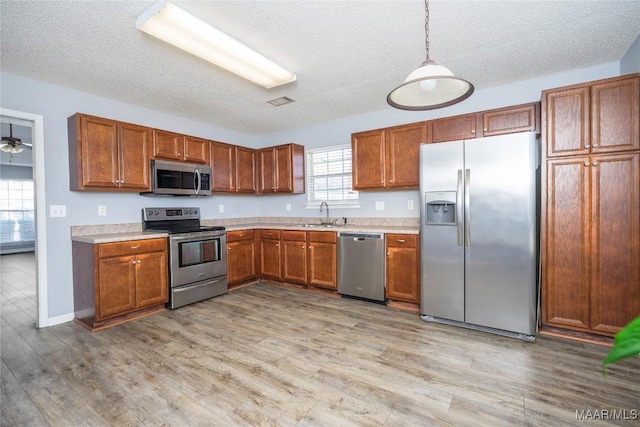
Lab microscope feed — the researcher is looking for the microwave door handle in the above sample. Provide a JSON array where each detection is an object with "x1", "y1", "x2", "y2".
[{"x1": 194, "y1": 169, "x2": 201, "y2": 195}]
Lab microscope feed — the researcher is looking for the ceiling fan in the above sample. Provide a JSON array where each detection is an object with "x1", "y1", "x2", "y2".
[{"x1": 1, "y1": 124, "x2": 32, "y2": 154}]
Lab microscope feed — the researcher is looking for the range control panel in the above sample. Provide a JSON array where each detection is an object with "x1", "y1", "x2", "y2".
[{"x1": 143, "y1": 207, "x2": 200, "y2": 221}]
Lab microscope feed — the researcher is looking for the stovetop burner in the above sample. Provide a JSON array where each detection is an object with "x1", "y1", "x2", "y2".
[{"x1": 142, "y1": 207, "x2": 225, "y2": 234}]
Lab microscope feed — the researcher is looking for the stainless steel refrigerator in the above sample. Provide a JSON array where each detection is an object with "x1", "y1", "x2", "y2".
[{"x1": 419, "y1": 131, "x2": 538, "y2": 341}]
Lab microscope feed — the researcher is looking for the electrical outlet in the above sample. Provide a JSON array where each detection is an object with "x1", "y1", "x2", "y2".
[
  {"x1": 218, "y1": 205, "x2": 224, "y2": 213},
  {"x1": 286, "y1": 203, "x2": 291, "y2": 212},
  {"x1": 375, "y1": 201, "x2": 385, "y2": 211},
  {"x1": 50, "y1": 205, "x2": 66, "y2": 217},
  {"x1": 98, "y1": 205, "x2": 107, "y2": 216},
  {"x1": 407, "y1": 200, "x2": 414, "y2": 210}
]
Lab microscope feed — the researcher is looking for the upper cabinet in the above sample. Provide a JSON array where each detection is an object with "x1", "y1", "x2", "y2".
[
  {"x1": 352, "y1": 103, "x2": 540, "y2": 190},
  {"x1": 352, "y1": 123, "x2": 430, "y2": 190},
  {"x1": 68, "y1": 113, "x2": 151, "y2": 191},
  {"x1": 482, "y1": 103, "x2": 539, "y2": 137},
  {"x1": 431, "y1": 113, "x2": 478, "y2": 143},
  {"x1": 210, "y1": 141, "x2": 256, "y2": 193},
  {"x1": 543, "y1": 74, "x2": 639, "y2": 158},
  {"x1": 153, "y1": 130, "x2": 210, "y2": 165},
  {"x1": 257, "y1": 143, "x2": 305, "y2": 194},
  {"x1": 386, "y1": 123, "x2": 430, "y2": 188}
]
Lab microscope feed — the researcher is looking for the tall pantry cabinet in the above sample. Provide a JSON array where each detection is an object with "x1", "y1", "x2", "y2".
[{"x1": 541, "y1": 74, "x2": 640, "y2": 337}]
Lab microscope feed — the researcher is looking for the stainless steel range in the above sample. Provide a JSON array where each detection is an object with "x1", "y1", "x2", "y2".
[{"x1": 142, "y1": 207, "x2": 227, "y2": 309}]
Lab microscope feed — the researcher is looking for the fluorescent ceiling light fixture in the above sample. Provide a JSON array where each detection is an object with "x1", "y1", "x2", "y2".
[{"x1": 136, "y1": 1, "x2": 296, "y2": 89}]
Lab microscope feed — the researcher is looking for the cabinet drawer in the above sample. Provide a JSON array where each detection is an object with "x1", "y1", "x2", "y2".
[
  {"x1": 308, "y1": 231, "x2": 336, "y2": 243},
  {"x1": 259, "y1": 229, "x2": 281, "y2": 240},
  {"x1": 227, "y1": 229, "x2": 255, "y2": 242},
  {"x1": 98, "y1": 238, "x2": 166, "y2": 258},
  {"x1": 386, "y1": 234, "x2": 418, "y2": 248},
  {"x1": 283, "y1": 230, "x2": 306, "y2": 241}
]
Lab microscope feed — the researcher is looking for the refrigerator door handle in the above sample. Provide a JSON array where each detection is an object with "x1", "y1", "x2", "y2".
[
  {"x1": 456, "y1": 169, "x2": 463, "y2": 247},
  {"x1": 464, "y1": 169, "x2": 471, "y2": 247}
]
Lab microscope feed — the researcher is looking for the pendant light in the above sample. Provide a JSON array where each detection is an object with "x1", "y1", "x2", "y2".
[{"x1": 387, "y1": 0, "x2": 474, "y2": 110}]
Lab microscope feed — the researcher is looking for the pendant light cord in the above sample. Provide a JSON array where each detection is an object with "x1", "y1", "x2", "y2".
[{"x1": 424, "y1": 0, "x2": 430, "y2": 60}]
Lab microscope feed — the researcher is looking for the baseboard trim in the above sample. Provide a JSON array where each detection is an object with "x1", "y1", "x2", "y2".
[{"x1": 47, "y1": 312, "x2": 74, "y2": 327}]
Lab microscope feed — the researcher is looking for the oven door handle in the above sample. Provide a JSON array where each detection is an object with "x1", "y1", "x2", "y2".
[{"x1": 170, "y1": 233, "x2": 224, "y2": 242}]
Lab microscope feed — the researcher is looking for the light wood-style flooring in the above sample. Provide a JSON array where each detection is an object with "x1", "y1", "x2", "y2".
[{"x1": 2, "y1": 252, "x2": 639, "y2": 426}]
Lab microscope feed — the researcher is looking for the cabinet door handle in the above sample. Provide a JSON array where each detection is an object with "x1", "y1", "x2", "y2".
[
  {"x1": 238, "y1": 234, "x2": 244, "y2": 237},
  {"x1": 483, "y1": 128, "x2": 488, "y2": 132},
  {"x1": 584, "y1": 144, "x2": 591, "y2": 149},
  {"x1": 387, "y1": 251, "x2": 390, "y2": 256},
  {"x1": 276, "y1": 243, "x2": 280, "y2": 247},
  {"x1": 177, "y1": 153, "x2": 181, "y2": 156},
  {"x1": 592, "y1": 161, "x2": 599, "y2": 166},
  {"x1": 130, "y1": 245, "x2": 141, "y2": 249},
  {"x1": 137, "y1": 260, "x2": 142, "y2": 264},
  {"x1": 301, "y1": 245, "x2": 305, "y2": 248},
  {"x1": 593, "y1": 143, "x2": 599, "y2": 148},
  {"x1": 396, "y1": 239, "x2": 406, "y2": 243},
  {"x1": 584, "y1": 161, "x2": 591, "y2": 167},
  {"x1": 471, "y1": 129, "x2": 476, "y2": 134},
  {"x1": 308, "y1": 245, "x2": 311, "y2": 249},
  {"x1": 131, "y1": 260, "x2": 137, "y2": 264}
]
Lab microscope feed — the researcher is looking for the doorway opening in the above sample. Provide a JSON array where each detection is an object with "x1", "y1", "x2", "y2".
[{"x1": 0, "y1": 109, "x2": 47, "y2": 328}]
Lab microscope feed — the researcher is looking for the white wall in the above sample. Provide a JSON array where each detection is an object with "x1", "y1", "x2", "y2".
[
  {"x1": 621, "y1": 34, "x2": 640, "y2": 74},
  {"x1": 0, "y1": 72, "x2": 261, "y2": 319},
  {"x1": 0, "y1": 60, "x2": 622, "y2": 322},
  {"x1": 257, "y1": 62, "x2": 621, "y2": 219}
]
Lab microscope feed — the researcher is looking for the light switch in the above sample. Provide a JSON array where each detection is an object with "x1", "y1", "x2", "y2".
[
  {"x1": 407, "y1": 200, "x2": 414, "y2": 210},
  {"x1": 98, "y1": 205, "x2": 107, "y2": 216},
  {"x1": 286, "y1": 203, "x2": 291, "y2": 212},
  {"x1": 218, "y1": 204, "x2": 224, "y2": 213},
  {"x1": 50, "y1": 205, "x2": 66, "y2": 217},
  {"x1": 375, "y1": 201, "x2": 385, "y2": 211}
]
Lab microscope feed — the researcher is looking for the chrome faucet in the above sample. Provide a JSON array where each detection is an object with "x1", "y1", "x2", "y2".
[{"x1": 319, "y1": 201, "x2": 331, "y2": 225}]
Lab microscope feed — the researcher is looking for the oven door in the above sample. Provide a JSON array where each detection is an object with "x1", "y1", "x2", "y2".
[{"x1": 169, "y1": 231, "x2": 227, "y2": 288}]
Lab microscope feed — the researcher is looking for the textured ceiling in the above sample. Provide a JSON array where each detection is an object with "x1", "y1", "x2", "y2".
[{"x1": 1, "y1": 1, "x2": 639, "y2": 135}]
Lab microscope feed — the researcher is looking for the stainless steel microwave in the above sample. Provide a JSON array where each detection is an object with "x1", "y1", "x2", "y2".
[{"x1": 147, "y1": 159, "x2": 212, "y2": 196}]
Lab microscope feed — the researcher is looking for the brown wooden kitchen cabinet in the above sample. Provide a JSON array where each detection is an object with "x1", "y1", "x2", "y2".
[
  {"x1": 68, "y1": 113, "x2": 151, "y2": 191},
  {"x1": 481, "y1": 103, "x2": 540, "y2": 137},
  {"x1": 153, "y1": 129, "x2": 210, "y2": 165},
  {"x1": 352, "y1": 123, "x2": 429, "y2": 190},
  {"x1": 72, "y1": 237, "x2": 168, "y2": 331},
  {"x1": 307, "y1": 231, "x2": 337, "y2": 289},
  {"x1": 282, "y1": 230, "x2": 308, "y2": 283},
  {"x1": 257, "y1": 143, "x2": 305, "y2": 193},
  {"x1": 542, "y1": 74, "x2": 640, "y2": 158},
  {"x1": 210, "y1": 141, "x2": 256, "y2": 193},
  {"x1": 543, "y1": 153, "x2": 640, "y2": 336},
  {"x1": 431, "y1": 113, "x2": 479, "y2": 143},
  {"x1": 281, "y1": 230, "x2": 337, "y2": 289},
  {"x1": 259, "y1": 229, "x2": 282, "y2": 279},
  {"x1": 385, "y1": 234, "x2": 420, "y2": 304},
  {"x1": 227, "y1": 230, "x2": 257, "y2": 284}
]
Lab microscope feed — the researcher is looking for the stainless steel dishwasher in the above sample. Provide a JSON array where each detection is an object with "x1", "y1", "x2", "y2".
[{"x1": 337, "y1": 232, "x2": 386, "y2": 302}]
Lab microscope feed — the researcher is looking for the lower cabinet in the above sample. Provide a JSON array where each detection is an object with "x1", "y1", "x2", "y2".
[
  {"x1": 226, "y1": 230, "x2": 257, "y2": 284},
  {"x1": 72, "y1": 238, "x2": 168, "y2": 331},
  {"x1": 307, "y1": 232, "x2": 337, "y2": 289},
  {"x1": 281, "y1": 230, "x2": 337, "y2": 289},
  {"x1": 259, "y1": 229, "x2": 282, "y2": 280},
  {"x1": 386, "y1": 234, "x2": 420, "y2": 303}
]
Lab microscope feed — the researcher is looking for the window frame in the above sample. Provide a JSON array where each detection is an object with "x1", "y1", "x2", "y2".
[{"x1": 305, "y1": 144, "x2": 360, "y2": 209}]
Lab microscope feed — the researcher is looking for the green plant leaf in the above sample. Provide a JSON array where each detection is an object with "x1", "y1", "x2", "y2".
[{"x1": 602, "y1": 315, "x2": 640, "y2": 376}]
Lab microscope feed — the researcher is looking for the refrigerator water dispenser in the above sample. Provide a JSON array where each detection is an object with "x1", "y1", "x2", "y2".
[{"x1": 425, "y1": 191, "x2": 456, "y2": 225}]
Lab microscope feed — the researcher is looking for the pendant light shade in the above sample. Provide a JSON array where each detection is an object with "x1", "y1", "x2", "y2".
[{"x1": 387, "y1": 1, "x2": 474, "y2": 110}]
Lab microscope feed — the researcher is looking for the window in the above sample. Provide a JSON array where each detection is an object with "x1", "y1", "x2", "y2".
[
  {"x1": 0, "y1": 179, "x2": 35, "y2": 245},
  {"x1": 306, "y1": 145, "x2": 359, "y2": 206}
]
